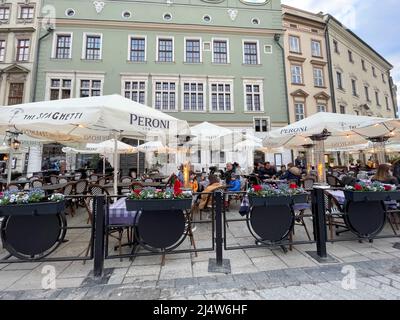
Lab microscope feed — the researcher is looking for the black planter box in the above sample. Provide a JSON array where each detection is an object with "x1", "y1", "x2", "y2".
[
  {"x1": 249, "y1": 194, "x2": 308, "y2": 207},
  {"x1": 126, "y1": 198, "x2": 192, "y2": 211},
  {"x1": 344, "y1": 190, "x2": 400, "y2": 202},
  {"x1": 0, "y1": 201, "x2": 66, "y2": 217}
]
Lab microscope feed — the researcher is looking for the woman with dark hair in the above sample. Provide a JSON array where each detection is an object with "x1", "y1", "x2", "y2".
[{"x1": 371, "y1": 164, "x2": 399, "y2": 185}]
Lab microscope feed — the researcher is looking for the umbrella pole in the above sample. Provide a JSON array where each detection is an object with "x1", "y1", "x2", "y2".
[
  {"x1": 7, "y1": 145, "x2": 13, "y2": 185},
  {"x1": 103, "y1": 156, "x2": 105, "y2": 176},
  {"x1": 113, "y1": 138, "x2": 118, "y2": 196}
]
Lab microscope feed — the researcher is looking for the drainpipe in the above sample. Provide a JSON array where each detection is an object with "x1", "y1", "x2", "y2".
[
  {"x1": 274, "y1": 34, "x2": 290, "y2": 124},
  {"x1": 388, "y1": 72, "x2": 398, "y2": 118},
  {"x1": 32, "y1": 26, "x2": 54, "y2": 102},
  {"x1": 324, "y1": 15, "x2": 337, "y2": 113}
]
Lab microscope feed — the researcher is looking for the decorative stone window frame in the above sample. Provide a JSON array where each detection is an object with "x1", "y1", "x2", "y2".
[
  {"x1": 127, "y1": 35, "x2": 147, "y2": 63},
  {"x1": 44, "y1": 72, "x2": 75, "y2": 101},
  {"x1": 14, "y1": 34, "x2": 32, "y2": 63},
  {"x1": 253, "y1": 116, "x2": 270, "y2": 133},
  {"x1": 311, "y1": 39, "x2": 323, "y2": 59},
  {"x1": 51, "y1": 32, "x2": 73, "y2": 59},
  {"x1": 291, "y1": 89, "x2": 309, "y2": 121},
  {"x1": 0, "y1": 5, "x2": 11, "y2": 24},
  {"x1": 288, "y1": 34, "x2": 301, "y2": 54},
  {"x1": 243, "y1": 78, "x2": 264, "y2": 113},
  {"x1": 82, "y1": 33, "x2": 103, "y2": 60},
  {"x1": 208, "y1": 77, "x2": 234, "y2": 113},
  {"x1": 0, "y1": 38, "x2": 7, "y2": 62},
  {"x1": 184, "y1": 37, "x2": 203, "y2": 64},
  {"x1": 121, "y1": 75, "x2": 148, "y2": 106},
  {"x1": 75, "y1": 73, "x2": 105, "y2": 97},
  {"x1": 17, "y1": 3, "x2": 36, "y2": 24},
  {"x1": 180, "y1": 76, "x2": 207, "y2": 112},
  {"x1": 151, "y1": 76, "x2": 179, "y2": 112},
  {"x1": 211, "y1": 37, "x2": 230, "y2": 64},
  {"x1": 156, "y1": 36, "x2": 175, "y2": 63},
  {"x1": 242, "y1": 39, "x2": 261, "y2": 65}
]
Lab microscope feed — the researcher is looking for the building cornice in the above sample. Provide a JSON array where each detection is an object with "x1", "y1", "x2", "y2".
[
  {"x1": 287, "y1": 55, "x2": 306, "y2": 63},
  {"x1": 45, "y1": 18, "x2": 284, "y2": 36},
  {"x1": 0, "y1": 27, "x2": 36, "y2": 33},
  {"x1": 310, "y1": 59, "x2": 327, "y2": 66}
]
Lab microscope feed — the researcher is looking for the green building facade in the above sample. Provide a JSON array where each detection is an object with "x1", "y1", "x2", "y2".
[{"x1": 33, "y1": 0, "x2": 290, "y2": 172}]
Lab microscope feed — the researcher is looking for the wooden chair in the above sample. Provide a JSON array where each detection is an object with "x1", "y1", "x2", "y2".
[
  {"x1": 30, "y1": 179, "x2": 44, "y2": 189},
  {"x1": 302, "y1": 178, "x2": 315, "y2": 191},
  {"x1": 6, "y1": 184, "x2": 21, "y2": 192},
  {"x1": 89, "y1": 174, "x2": 99, "y2": 183},
  {"x1": 59, "y1": 177, "x2": 69, "y2": 184},
  {"x1": 61, "y1": 182, "x2": 76, "y2": 217},
  {"x1": 50, "y1": 175, "x2": 59, "y2": 185},
  {"x1": 324, "y1": 192, "x2": 347, "y2": 240},
  {"x1": 74, "y1": 179, "x2": 88, "y2": 208},
  {"x1": 84, "y1": 185, "x2": 126, "y2": 261},
  {"x1": 120, "y1": 177, "x2": 133, "y2": 194},
  {"x1": 98, "y1": 176, "x2": 107, "y2": 186}
]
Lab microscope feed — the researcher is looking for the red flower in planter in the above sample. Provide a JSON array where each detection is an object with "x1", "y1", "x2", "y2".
[
  {"x1": 253, "y1": 185, "x2": 263, "y2": 192},
  {"x1": 354, "y1": 184, "x2": 363, "y2": 191},
  {"x1": 174, "y1": 180, "x2": 183, "y2": 196},
  {"x1": 289, "y1": 183, "x2": 298, "y2": 189},
  {"x1": 384, "y1": 185, "x2": 393, "y2": 191},
  {"x1": 133, "y1": 189, "x2": 142, "y2": 195}
]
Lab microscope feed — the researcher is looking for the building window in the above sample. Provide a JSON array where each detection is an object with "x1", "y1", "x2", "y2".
[
  {"x1": 183, "y1": 82, "x2": 204, "y2": 111},
  {"x1": 80, "y1": 80, "x2": 102, "y2": 97},
  {"x1": 124, "y1": 81, "x2": 146, "y2": 104},
  {"x1": 8, "y1": 83, "x2": 24, "y2": 105},
  {"x1": 336, "y1": 72, "x2": 343, "y2": 90},
  {"x1": 291, "y1": 65, "x2": 303, "y2": 84},
  {"x1": 154, "y1": 81, "x2": 176, "y2": 111},
  {"x1": 84, "y1": 35, "x2": 102, "y2": 60},
  {"x1": 289, "y1": 36, "x2": 300, "y2": 53},
  {"x1": 355, "y1": 110, "x2": 359, "y2": 116},
  {"x1": 333, "y1": 40, "x2": 339, "y2": 54},
  {"x1": 372, "y1": 66, "x2": 377, "y2": 77},
  {"x1": 375, "y1": 91, "x2": 380, "y2": 106},
  {"x1": 362, "y1": 59, "x2": 367, "y2": 71},
  {"x1": 129, "y1": 37, "x2": 146, "y2": 62},
  {"x1": 55, "y1": 34, "x2": 72, "y2": 59},
  {"x1": 243, "y1": 41, "x2": 258, "y2": 65},
  {"x1": 313, "y1": 68, "x2": 324, "y2": 87},
  {"x1": 254, "y1": 118, "x2": 268, "y2": 133},
  {"x1": 16, "y1": 39, "x2": 30, "y2": 62},
  {"x1": 210, "y1": 82, "x2": 232, "y2": 112},
  {"x1": 385, "y1": 96, "x2": 390, "y2": 110},
  {"x1": 19, "y1": 6, "x2": 34, "y2": 19},
  {"x1": 365, "y1": 86, "x2": 370, "y2": 101},
  {"x1": 0, "y1": 7, "x2": 10, "y2": 21},
  {"x1": 351, "y1": 79, "x2": 358, "y2": 97},
  {"x1": 157, "y1": 38, "x2": 173, "y2": 62},
  {"x1": 311, "y1": 40, "x2": 322, "y2": 57},
  {"x1": 213, "y1": 40, "x2": 228, "y2": 64},
  {"x1": 348, "y1": 50, "x2": 354, "y2": 63},
  {"x1": 295, "y1": 103, "x2": 305, "y2": 121},
  {"x1": 185, "y1": 39, "x2": 201, "y2": 63},
  {"x1": 49, "y1": 79, "x2": 72, "y2": 100},
  {"x1": 340, "y1": 105, "x2": 346, "y2": 114},
  {"x1": 317, "y1": 105, "x2": 326, "y2": 113},
  {"x1": 245, "y1": 83, "x2": 262, "y2": 112},
  {"x1": 382, "y1": 73, "x2": 386, "y2": 83},
  {"x1": 0, "y1": 40, "x2": 5, "y2": 62}
]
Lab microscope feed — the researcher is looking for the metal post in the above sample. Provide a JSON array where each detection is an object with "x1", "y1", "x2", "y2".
[
  {"x1": 93, "y1": 195, "x2": 105, "y2": 277},
  {"x1": 306, "y1": 187, "x2": 337, "y2": 263},
  {"x1": 208, "y1": 190, "x2": 231, "y2": 273},
  {"x1": 215, "y1": 190, "x2": 223, "y2": 265}
]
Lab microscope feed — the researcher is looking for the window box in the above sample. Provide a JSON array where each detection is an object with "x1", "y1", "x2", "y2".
[
  {"x1": 126, "y1": 198, "x2": 192, "y2": 211},
  {"x1": 249, "y1": 194, "x2": 308, "y2": 207}
]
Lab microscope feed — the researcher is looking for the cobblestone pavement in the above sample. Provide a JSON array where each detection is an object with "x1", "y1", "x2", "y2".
[{"x1": 1, "y1": 257, "x2": 400, "y2": 300}]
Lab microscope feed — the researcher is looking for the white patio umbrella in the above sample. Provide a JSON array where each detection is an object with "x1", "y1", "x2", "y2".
[
  {"x1": 0, "y1": 95, "x2": 190, "y2": 193},
  {"x1": 264, "y1": 112, "x2": 400, "y2": 182},
  {"x1": 63, "y1": 139, "x2": 138, "y2": 175}
]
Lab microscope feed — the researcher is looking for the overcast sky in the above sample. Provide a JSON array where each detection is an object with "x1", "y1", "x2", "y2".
[{"x1": 282, "y1": 0, "x2": 400, "y2": 106}]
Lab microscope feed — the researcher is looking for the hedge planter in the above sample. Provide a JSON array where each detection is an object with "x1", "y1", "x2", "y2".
[
  {"x1": 126, "y1": 198, "x2": 192, "y2": 212},
  {"x1": 0, "y1": 201, "x2": 66, "y2": 216},
  {"x1": 249, "y1": 194, "x2": 308, "y2": 207},
  {"x1": 0, "y1": 201, "x2": 67, "y2": 260},
  {"x1": 344, "y1": 191, "x2": 400, "y2": 203}
]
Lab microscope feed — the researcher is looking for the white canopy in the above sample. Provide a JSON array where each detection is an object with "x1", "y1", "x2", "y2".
[
  {"x1": 0, "y1": 95, "x2": 189, "y2": 193},
  {"x1": 62, "y1": 139, "x2": 138, "y2": 155},
  {"x1": 264, "y1": 112, "x2": 400, "y2": 149},
  {"x1": 0, "y1": 94, "x2": 190, "y2": 143}
]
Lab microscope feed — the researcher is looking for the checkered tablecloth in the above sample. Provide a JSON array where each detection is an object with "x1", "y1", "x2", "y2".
[{"x1": 108, "y1": 197, "x2": 137, "y2": 226}]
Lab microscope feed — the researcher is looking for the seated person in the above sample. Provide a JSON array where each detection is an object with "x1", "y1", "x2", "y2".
[
  {"x1": 371, "y1": 164, "x2": 399, "y2": 185},
  {"x1": 264, "y1": 162, "x2": 277, "y2": 179},
  {"x1": 189, "y1": 174, "x2": 199, "y2": 193},
  {"x1": 227, "y1": 175, "x2": 241, "y2": 192},
  {"x1": 198, "y1": 175, "x2": 223, "y2": 210},
  {"x1": 281, "y1": 163, "x2": 302, "y2": 184},
  {"x1": 276, "y1": 165, "x2": 287, "y2": 179}
]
